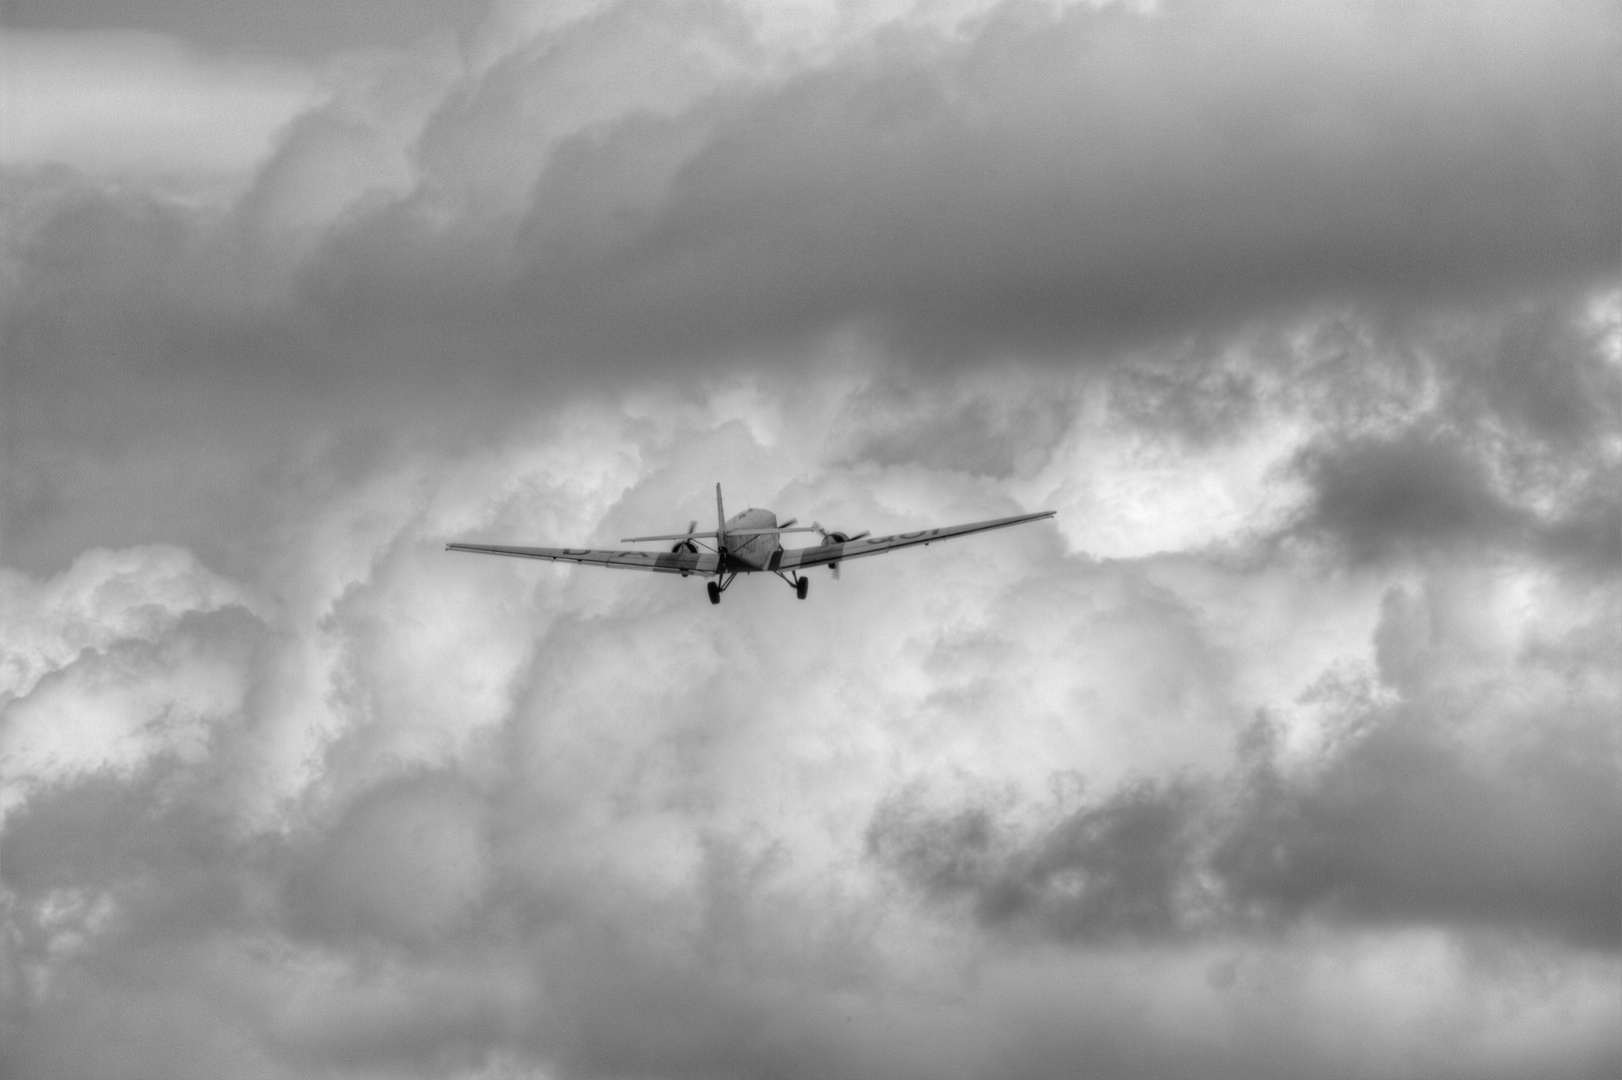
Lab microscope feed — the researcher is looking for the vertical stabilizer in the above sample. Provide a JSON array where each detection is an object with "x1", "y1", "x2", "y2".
[{"x1": 715, "y1": 483, "x2": 727, "y2": 552}]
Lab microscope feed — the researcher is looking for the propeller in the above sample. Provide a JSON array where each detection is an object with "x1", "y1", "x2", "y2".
[
  {"x1": 670, "y1": 520, "x2": 699, "y2": 555},
  {"x1": 816, "y1": 526, "x2": 869, "y2": 580}
]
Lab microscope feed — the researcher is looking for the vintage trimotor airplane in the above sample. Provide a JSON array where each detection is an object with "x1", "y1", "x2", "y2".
[{"x1": 447, "y1": 484, "x2": 1055, "y2": 604}]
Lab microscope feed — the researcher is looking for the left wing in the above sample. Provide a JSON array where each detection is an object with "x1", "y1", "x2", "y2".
[
  {"x1": 774, "y1": 511, "x2": 1054, "y2": 571},
  {"x1": 446, "y1": 543, "x2": 720, "y2": 576}
]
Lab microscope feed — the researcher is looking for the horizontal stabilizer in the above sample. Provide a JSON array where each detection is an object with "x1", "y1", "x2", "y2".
[
  {"x1": 622, "y1": 531, "x2": 721, "y2": 542},
  {"x1": 718, "y1": 525, "x2": 825, "y2": 537},
  {"x1": 621, "y1": 525, "x2": 823, "y2": 542}
]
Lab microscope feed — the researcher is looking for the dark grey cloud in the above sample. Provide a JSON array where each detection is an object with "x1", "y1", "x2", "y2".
[
  {"x1": 1295, "y1": 432, "x2": 1535, "y2": 559},
  {"x1": 869, "y1": 685, "x2": 1621, "y2": 951},
  {"x1": 11, "y1": 0, "x2": 1616, "y2": 387},
  {"x1": 1281, "y1": 295, "x2": 1621, "y2": 571},
  {"x1": 5, "y1": 0, "x2": 1616, "y2": 576},
  {"x1": 2, "y1": 775, "x2": 277, "y2": 1079},
  {"x1": 301, "y1": 0, "x2": 1621, "y2": 366},
  {"x1": 869, "y1": 776, "x2": 1210, "y2": 940},
  {"x1": 1293, "y1": 431, "x2": 1621, "y2": 570},
  {"x1": 1214, "y1": 704, "x2": 1620, "y2": 949},
  {"x1": 1472, "y1": 300, "x2": 1622, "y2": 448}
]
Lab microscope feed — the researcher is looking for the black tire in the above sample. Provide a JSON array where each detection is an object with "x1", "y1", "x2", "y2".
[
  {"x1": 796, "y1": 577, "x2": 809, "y2": 600},
  {"x1": 707, "y1": 581, "x2": 721, "y2": 605}
]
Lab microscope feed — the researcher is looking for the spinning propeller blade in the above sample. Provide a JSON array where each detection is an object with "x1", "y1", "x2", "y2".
[{"x1": 814, "y1": 525, "x2": 868, "y2": 580}]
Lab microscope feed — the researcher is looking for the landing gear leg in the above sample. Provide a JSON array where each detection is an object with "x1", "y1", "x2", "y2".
[
  {"x1": 707, "y1": 581, "x2": 721, "y2": 605},
  {"x1": 773, "y1": 569, "x2": 810, "y2": 599}
]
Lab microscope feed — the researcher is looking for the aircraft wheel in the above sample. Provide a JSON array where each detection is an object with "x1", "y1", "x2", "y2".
[
  {"x1": 707, "y1": 581, "x2": 721, "y2": 605},
  {"x1": 796, "y1": 577, "x2": 809, "y2": 600}
]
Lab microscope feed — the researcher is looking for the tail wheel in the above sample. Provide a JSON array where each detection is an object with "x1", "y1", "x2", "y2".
[
  {"x1": 707, "y1": 581, "x2": 722, "y2": 605},
  {"x1": 795, "y1": 577, "x2": 809, "y2": 600}
]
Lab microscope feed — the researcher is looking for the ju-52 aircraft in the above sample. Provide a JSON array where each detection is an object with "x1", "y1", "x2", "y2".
[{"x1": 448, "y1": 484, "x2": 1055, "y2": 604}]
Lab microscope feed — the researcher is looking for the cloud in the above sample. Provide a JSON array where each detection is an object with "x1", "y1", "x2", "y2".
[
  {"x1": 7, "y1": 1, "x2": 1616, "y2": 389},
  {"x1": 4, "y1": 1, "x2": 1615, "y2": 577},
  {"x1": 500, "y1": 0, "x2": 1618, "y2": 362},
  {"x1": 0, "y1": 544, "x2": 260, "y2": 701},
  {"x1": 279, "y1": 771, "x2": 492, "y2": 954},
  {"x1": 869, "y1": 573, "x2": 1621, "y2": 952},
  {"x1": 1292, "y1": 430, "x2": 1622, "y2": 570},
  {"x1": 0, "y1": 546, "x2": 266, "y2": 820},
  {"x1": 3, "y1": 394, "x2": 1619, "y2": 1077},
  {"x1": 1215, "y1": 698, "x2": 1619, "y2": 949},
  {"x1": 1295, "y1": 432, "x2": 1530, "y2": 559},
  {"x1": 1, "y1": 0, "x2": 488, "y2": 59},
  {"x1": 3, "y1": 2, "x2": 1620, "y2": 1078},
  {"x1": 236, "y1": 0, "x2": 1619, "y2": 373},
  {"x1": 1283, "y1": 294, "x2": 1621, "y2": 571},
  {"x1": 0, "y1": 30, "x2": 318, "y2": 177},
  {"x1": 869, "y1": 776, "x2": 1210, "y2": 940},
  {"x1": 5, "y1": 1, "x2": 1612, "y2": 583}
]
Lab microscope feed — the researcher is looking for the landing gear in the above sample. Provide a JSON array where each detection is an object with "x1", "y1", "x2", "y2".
[
  {"x1": 771, "y1": 569, "x2": 810, "y2": 599},
  {"x1": 708, "y1": 570, "x2": 737, "y2": 604}
]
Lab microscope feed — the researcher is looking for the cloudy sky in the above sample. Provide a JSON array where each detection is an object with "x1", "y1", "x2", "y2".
[{"x1": 1, "y1": 1, "x2": 1618, "y2": 1077}]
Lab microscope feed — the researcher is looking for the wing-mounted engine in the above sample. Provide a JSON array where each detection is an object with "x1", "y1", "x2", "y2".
[
  {"x1": 670, "y1": 520, "x2": 700, "y2": 555},
  {"x1": 815, "y1": 526, "x2": 870, "y2": 579}
]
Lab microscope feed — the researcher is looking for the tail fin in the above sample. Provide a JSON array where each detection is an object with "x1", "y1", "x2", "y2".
[{"x1": 715, "y1": 483, "x2": 726, "y2": 551}]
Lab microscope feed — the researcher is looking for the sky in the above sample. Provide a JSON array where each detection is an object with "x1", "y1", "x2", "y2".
[{"x1": 0, "y1": 1, "x2": 1618, "y2": 1077}]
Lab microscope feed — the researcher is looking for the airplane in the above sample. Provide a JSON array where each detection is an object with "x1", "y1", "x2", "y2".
[{"x1": 447, "y1": 484, "x2": 1055, "y2": 604}]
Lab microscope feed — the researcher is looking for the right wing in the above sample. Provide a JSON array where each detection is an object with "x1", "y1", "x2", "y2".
[
  {"x1": 774, "y1": 511, "x2": 1055, "y2": 571},
  {"x1": 446, "y1": 543, "x2": 720, "y2": 576}
]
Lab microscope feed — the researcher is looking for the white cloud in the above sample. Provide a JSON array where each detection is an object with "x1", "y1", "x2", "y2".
[
  {"x1": 0, "y1": 547, "x2": 263, "y2": 817},
  {"x1": 3, "y1": 365, "x2": 1618, "y2": 1076},
  {"x1": 0, "y1": 544, "x2": 260, "y2": 701}
]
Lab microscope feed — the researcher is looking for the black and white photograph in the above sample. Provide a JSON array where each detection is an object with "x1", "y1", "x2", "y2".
[{"x1": 2, "y1": 1, "x2": 1618, "y2": 1077}]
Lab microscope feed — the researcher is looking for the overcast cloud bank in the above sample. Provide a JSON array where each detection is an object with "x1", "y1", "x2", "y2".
[{"x1": 3, "y1": 1, "x2": 1619, "y2": 1078}]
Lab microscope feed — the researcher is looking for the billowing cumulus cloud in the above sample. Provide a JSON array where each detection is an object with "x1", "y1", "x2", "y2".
[
  {"x1": 2, "y1": 1, "x2": 1618, "y2": 1078},
  {"x1": 870, "y1": 653, "x2": 1620, "y2": 949}
]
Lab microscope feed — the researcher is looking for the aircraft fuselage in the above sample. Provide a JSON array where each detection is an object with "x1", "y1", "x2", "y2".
[{"x1": 721, "y1": 508, "x2": 783, "y2": 571}]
